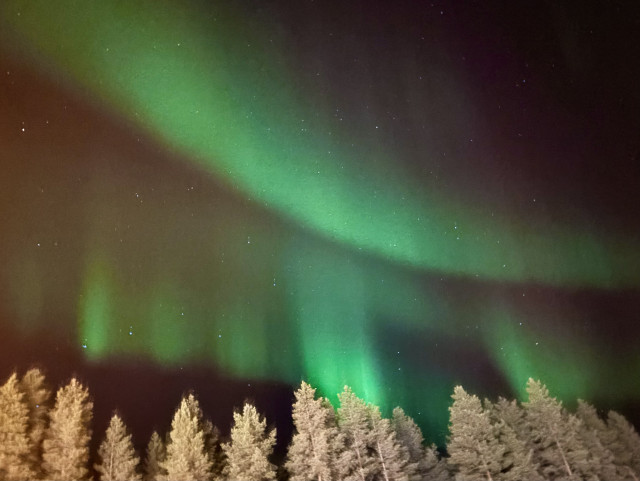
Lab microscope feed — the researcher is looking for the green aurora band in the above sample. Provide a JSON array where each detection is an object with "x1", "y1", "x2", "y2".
[
  {"x1": 2, "y1": 0, "x2": 640, "y2": 444},
  {"x1": 2, "y1": 0, "x2": 638, "y2": 288}
]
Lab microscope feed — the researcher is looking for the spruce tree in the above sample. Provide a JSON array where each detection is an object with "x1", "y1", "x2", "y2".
[
  {"x1": 160, "y1": 393, "x2": 212, "y2": 481},
  {"x1": 222, "y1": 403, "x2": 277, "y2": 481},
  {"x1": 95, "y1": 413, "x2": 141, "y2": 481},
  {"x1": 485, "y1": 398, "x2": 541, "y2": 480},
  {"x1": 489, "y1": 397, "x2": 527, "y2": 441},
  {"x1": 575, "y1": 401, "x2": 619, "y2": 480},
  {"x1": 42, "y1": 377, "x2": 93, "y2": 481},
  {"x1": 447, "y1": 386, "x2": 504, "y2": 481},
  {"x1": 523, "y1": 378, "x2": 592, "y2": 480},
  {"x1": 19, "y1": 368, "x2": 51, "y2": 478},
  {"x1": 0, "y1": 373, "x2": 35, "y2": 480},
  {"x1": 369, "y1": 404, "x2": 414, "y2": 481},
  {"x1": 422, "y1": 444, "x2": 450, "y2": 481},
  {"x1": 286, "y1": 381, "x2": 343, "y2": 481},
  {"x1": 336, "y1": 386, "x2": 376, "y2": 481},
  {"x1": 143, "y1": 431, "x2": 166, "y2": 481},
  {"x1": 604, "y1": 410, "x2": 640, "y2": 481},
  {"x1": 391, "y1": 407, "x2": 448, "y2": 480}
]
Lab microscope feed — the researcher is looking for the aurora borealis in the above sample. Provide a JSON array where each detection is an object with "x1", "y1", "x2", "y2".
[{"x1": 1, "y1": 0, "x2": 639, "y2": 448}]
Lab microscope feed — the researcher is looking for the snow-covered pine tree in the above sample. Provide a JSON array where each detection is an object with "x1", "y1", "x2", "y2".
[
  {"x1": 322, "y1": 397, "x2": 352, "y2": 480},
  {"x1": 447, "y1": 386, "x2": 504, "y2": 481},
  {"x1": 369, "y1": 404, "x2": 414, "y2": 481},
  {"x1": 286, "y1": 381, "x2": 343, "y2": 481},
  {"x1": 160, "y1": 393, "x2": 212, "y2": 481},
  {"x1": 489, "y1": 397, "x2": 527, "y2": 441},
  {"x1": 523, "y1": 378, "x2": 592, "y2": 481},
  {"x1": 484, "y1": 398, "x2": 541, "y2": 480},
  {"x1": 18, "y1": 367, "x2": 51, "y2": 478},
  {"x1": 604, "y1": 410, "x2": 640, "y2": 481},
  {"x1": 423, "y1": 444, "x2": 450, "y2": 481},
  {"x1": 222, "y1": 403, "x2": 277, "y2": 481},
  {"x1": 42, "y1": 377, "x2": 93, "y2": 481},
  {"x1": 336, "y1": 386, "x2": 376, "y2": 481},
  {"x1": 95, "y1": 413, "x2": 141, "y2": 481},
  {"x1": 575, "y1": 401, "x2": 619, "y2": 480},
  {"x1": 575, "y1": 400, "x2": 607, "y2": 434},
  {"x1": 143, "y1": 431, "x2": 166, "y2": 481},
  {"x1": 0, "y1": 372, "x2": 36, "y2": 480},
  {"x1": 391, "y1": 407, "x2": 448, "y2": 480}
]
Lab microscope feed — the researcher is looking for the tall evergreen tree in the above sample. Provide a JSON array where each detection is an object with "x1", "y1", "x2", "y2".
[
  {"x1": 160, "y1": 393, "x2": 212, "y2": 481},
  {"x1": 337, "y1": 386, "x2": 376, "y2": 481},
  {"x1": 18, "y1": 368, "x2": 51, "y2": 478},
  {"x1": 143, "y1": 431, "x2": 166, "y2": 481},
  {"x1": 447, "y1": 386, "x2": 504, "y2": 481},
  {"x1": 523, "y1": 379, "x2": 592, "y2": 481},
  {"x1": 0, "y1": 373, "x2": 35, "y2": 481},
  {"x1": 95, "y1": 413, "x2": 141, "y2": 481},
  {"x1": 489, "y1": 398, "x2": 527, "y2": 441},
  {"x1": 391, "y1": 407, "x2": 448, "y2": 480},
  {"x1": 222, "y1": 403, "x2": 277, "y2": 481},
  {"x1": 575, "y1": 401, "x2": 619, "y2": 480},
  {"x1": 286, "y1": 381, "x2": 343, "y2": 481},
  {"x1": 42, "y1": 378, "x2": 93, "y2": 481},
  {"x1": 485, "y1": 398, "x2": 541, "y2": 480},
  {"x1": 369, "y1": 404, "x2": 414, "y2": 481},
  {"x1": 604, "y1": 410, "x2": 640, "y2": 481},
  {"x1": 423, "y1": 444, "x2": 450, "y2": 481}
]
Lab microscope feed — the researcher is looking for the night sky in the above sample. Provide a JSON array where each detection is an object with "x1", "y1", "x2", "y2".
[{"x1": 1, "y1": 0, "x2": 639, "y2": 452}]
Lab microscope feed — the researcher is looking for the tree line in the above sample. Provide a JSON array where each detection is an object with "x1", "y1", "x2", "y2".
[{"x1": 0, "y1": 368, "x2": 639, "y2": 480}]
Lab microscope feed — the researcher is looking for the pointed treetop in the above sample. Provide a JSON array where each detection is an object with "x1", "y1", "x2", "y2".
[
  {"x1": 0, "y1": 372, "x2": 36, "y2": 480},
  {"x1": 161, "y1": 393, "x2": 212, "y2": 481},
  {"x1": 143, "y1": 430, "x2": 166, "y2": 481},
  {"x1": 95, "y1": 412, "x2": 141, "y2": 481},
  {"x1": 223, "y1": 403, "x2": 277, "y2": 481},
  {"x1": 42, "y1": 377, "x2": 93, "y2": 481}
]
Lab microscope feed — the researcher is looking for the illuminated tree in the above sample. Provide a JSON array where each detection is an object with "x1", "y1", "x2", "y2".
[
  {"x1": 575, "y1": 401, "x2": 618, "y2": 480},
  {"x1": 523, "y1": 378, "x2": 592, "y2": 480},
  {"x1": 42, "y1": 378, "x2": 93, "y2": 481},
  {"x1": 369, "y1": 404, "x2": 414, "y2": 480},
  {"x1": 336, "y1": 386, "x2": 376, "y2": 481},
  {"x1": 18, "y1": 368, "x2": 51, "y2": 477},
  {"x1": 143, "y1": 431, "x2": 166, "y2": 481},
  {"x1": 286, "y1": 381, "x2": 344, "y2": 481},
  {"x1": 391, "y1": 407, "x2": 448, "y2": 480},
  {"x1": 485, "y1": 397, "x2": 541, "y2": 480},
  {"x1": 604, "y1": 410, "x2": 640, "y2": 481},
  {"x1": 488, "y1": 397, "x2": 526, "y2": 440},
  {"x1": 423, "y1": 444, "x2": 450, "y2": 481},
  {"x1": 447, "y1": 385, "x2": 504, "y2": 481},
  {"x1": 0, "y1": 372, "x2": 35, "y2": 480},
  {"x1": 222, "y1": 403, "x2": 277, "y2": 480},
  {"x1": 95, "y1": 413, "x2": 141, "y2": 481},
  {"x1": 160, "y1": 393, "x2": 212, "y2": 480}
]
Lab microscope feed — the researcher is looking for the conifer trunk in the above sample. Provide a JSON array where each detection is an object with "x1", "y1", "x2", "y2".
[
  {"x1": 376, "y1": 440, "x2": 390, "y2": 481},
  {"x1": 553, "y1": 435, "x2": 572, "y2": 477}
]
